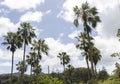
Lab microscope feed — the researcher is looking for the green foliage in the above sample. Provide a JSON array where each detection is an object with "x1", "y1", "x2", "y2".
[
  {"x1": 98, "y1": 76, "x2": 120, "y2": 84},
  {"x1": 32, "y1": 75, "x2": 63, "y2": 84},
  {"x1": 97, "y1": 69, "x2": 109, "y2": 81},
  {"x1": 62, "y1": 67, "x2": 90, "y2": 84},
  {"x1": 87, "y1": 79, "x2": 98, "y2": 84}
]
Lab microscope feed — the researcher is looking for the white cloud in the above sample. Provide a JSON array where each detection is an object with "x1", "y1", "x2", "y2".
[
  {"x1": 94, "y1": 36, "x2": 120, "y2": 73},
  {"x1": 0, "y1": 17, "x2": 17, "y2": 37},
  {"x1": 68, "y1": 30, "x2": 81, "y2": 39},
  {"x1": 45, "y1": 10, "x2": 51, "y2": 14},
  {"x1": 58, "y1": 0, "x2": 119, "y2": 22},
  {"x1": 0, "y1": 49, "x2": 23, "y2": 60},
  {"x1": 0, "y1": 62, "x2": 11, "y2": 67},
  {"x1": 1, "y1": 0, "x2": 44, "y2": 11},
  {"x1": 20, "y1": 11, "x2": 43, "y2": 22},
  {"x1": 0, "y1": 8, "x2": 9, "y2": 15},
  {"x1": 41, "y1": 37, "x2": 84, "y2": 73}
]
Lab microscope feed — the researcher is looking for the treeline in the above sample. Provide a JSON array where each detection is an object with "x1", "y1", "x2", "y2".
[
  {"x1": 1, "y1": 66, "x2": 119, "y2": 84},
  {"x1": 0, "y1": 67, "x2": 109, "y2": 84}
]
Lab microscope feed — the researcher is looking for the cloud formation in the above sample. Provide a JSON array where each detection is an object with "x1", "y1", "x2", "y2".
[
  {"x1": 20, "y1": 11, "x2": 43, "y2": 22},
  {"x1": 1, "y1": 0, "x2": 44, "y2": 11}
]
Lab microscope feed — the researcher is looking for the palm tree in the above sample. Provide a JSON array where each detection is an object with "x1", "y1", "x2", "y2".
[
  {"x1": 91, "y1": 45, "x2": 102, "y2": 75},
  {"x1": 17, "y1": 22, "x2": 36, "y2": 82},
  {"x1": 2, "y1": 32, "x2": 22, "y2": 84},
  {"x1": 16, "y1": 61, "x2": 27, "y2": 84},
  {"x1": 32, "y1": 39, "x2": 49, "y2": 75},
  {"x1": 73, "y1": 2, "x2": 101, "y2": 78},
  {"x1": 57, "y1": 52, "x2": 70, "y2": 71},
  {"x1": 26, "y1": 50, "x2": 37, "y2": 83}
]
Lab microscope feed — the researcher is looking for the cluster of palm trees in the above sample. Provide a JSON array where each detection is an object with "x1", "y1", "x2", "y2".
[
  {"x1": 73, "y1": 2, "x2": 102, "y2": 79},
  {"x1": 1, "y1": 1, "x2": 103, "y2": 84},
  {"x1": 2, "y1": 22, "x2": 49, "y2": 84}
]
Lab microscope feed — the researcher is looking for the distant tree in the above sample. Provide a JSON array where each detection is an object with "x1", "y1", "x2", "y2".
[
  {"x1": 97, "y1": 68, "x2": 109, "y2": 81},
  {"x1": 17, "y1": 22, "x2": 36, "y2": 83},
  {"x1": 113, "y1": 63, "x2": 120, "y2": 78},
  {"x1": 63, "y1": 64, "x2": 74, "y2": 84},
  {"x1": 2, "y1": 32, "x2": 22, "y2": 84},
  {"x1": 57, "y1": 52, "x2": 70, "y2": 71}
]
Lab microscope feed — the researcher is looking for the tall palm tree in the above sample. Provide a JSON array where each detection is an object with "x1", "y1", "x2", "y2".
[
  {"x1": 2, "y1": 32, "x2": 22, "y2": 84},
  {"x1": 73, "y1": 2, "x2": 101, "y2": 78},
  {"x1": 57, "y1": 52, "x2": 70, "y2": 71},
  {"x1": 32, "y1": 39, "x2": 49, "y2": 75},
  {"x1": 17, "y1": 22, "x2": 36, "y2": 83}
]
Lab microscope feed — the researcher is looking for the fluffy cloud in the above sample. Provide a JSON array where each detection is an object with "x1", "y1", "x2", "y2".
[
  {"x1": 0, "y1": 17, "x2": 17, "y2": 37},
  {"x1": 20, "y1": 11, "x2": 43, "y2": 22},
  {"x1": 0, "y1": 49, "x2": 23, "y2": 60},
  {"x1": 1, "y1": 0, "x2": 44, "y2": 11},
  {"x1": 94, "y1": 36, "x2": 120, "y2": 73},
  {"x1": 40, "y1": 37, "x2": 84, "y2": 73},
  {"x1": 58, "y1": 0, "x2": 119, "y2": 22},
  {"x1": 68, "y1": 30, "x2": 81, "y2": 39}
]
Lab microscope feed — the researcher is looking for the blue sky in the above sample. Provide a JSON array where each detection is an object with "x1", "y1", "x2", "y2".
[{"x1": 0, "y1": 0, "x2": 120, "y2": 74}]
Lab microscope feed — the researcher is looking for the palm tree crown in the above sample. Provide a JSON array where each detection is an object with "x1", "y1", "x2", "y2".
[
  {"x1": 57, "y1": 52, "x2": 70, "y2": 71},
  {"x1": 2, "y1": 32, "x2": 22, "y2": 52}
]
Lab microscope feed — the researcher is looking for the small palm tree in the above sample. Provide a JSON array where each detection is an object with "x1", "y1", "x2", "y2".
[
  {"x1": 91, "y1": 45, "x2": 102, "y2": 75},
  {"x1": 26, "y1": 51, "x2": 37, "y2": 75},
  {"x1": 57, "y1": 52, "x2": 70, "y2": 71},
  {"x1": 16, "y1": 61, "x2": 27, "y2": 84},
  {"x1": 32, "y1": 39, "x2": 49, "y2": 75},
  {"x1": 2, "y1": 32, "x2": 22, "y2": 84}
]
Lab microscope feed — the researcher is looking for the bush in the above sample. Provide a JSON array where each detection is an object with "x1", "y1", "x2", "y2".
[{"x1": 32, "y1": 75, "x2": 63, "y2": 84}]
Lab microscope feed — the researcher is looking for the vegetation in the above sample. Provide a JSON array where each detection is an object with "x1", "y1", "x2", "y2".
[{"x1": 0, "y1": 1, "x2": 120, "y2": 84}]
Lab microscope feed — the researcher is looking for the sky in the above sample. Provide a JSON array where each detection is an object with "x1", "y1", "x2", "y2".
[{"x1": 0, "y1": 0, "x2": 120, "y2": 74}]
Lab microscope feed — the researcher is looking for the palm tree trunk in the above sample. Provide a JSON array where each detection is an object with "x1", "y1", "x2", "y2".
[
  {"x1": 94, "y1": 64, "x2": 97, "y2": 77},
  {"x1": 30, "y1": 65, "x2": 32, "y2": 84},
  {"x1": 22, "y1": 41, "x2": 26, "y2": 84},
  {"x1": 63, "y1": 64, "x2": 65, "y2": 71},
  {"x1": 11, "y1": 52, "x2": 14, "y2": 84},
  {"x1": 86, "y1": 57, "x2": 91, "y2": 79},
  {"x1": 85, "y1": 24, "x2": 95, "y2": 78},
  {"x1": 36, "y1": 50, "x2": 40, "y2": 84},
  {"x1": 23, "y1": 41, "x2": 26, "y2": 64}
]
